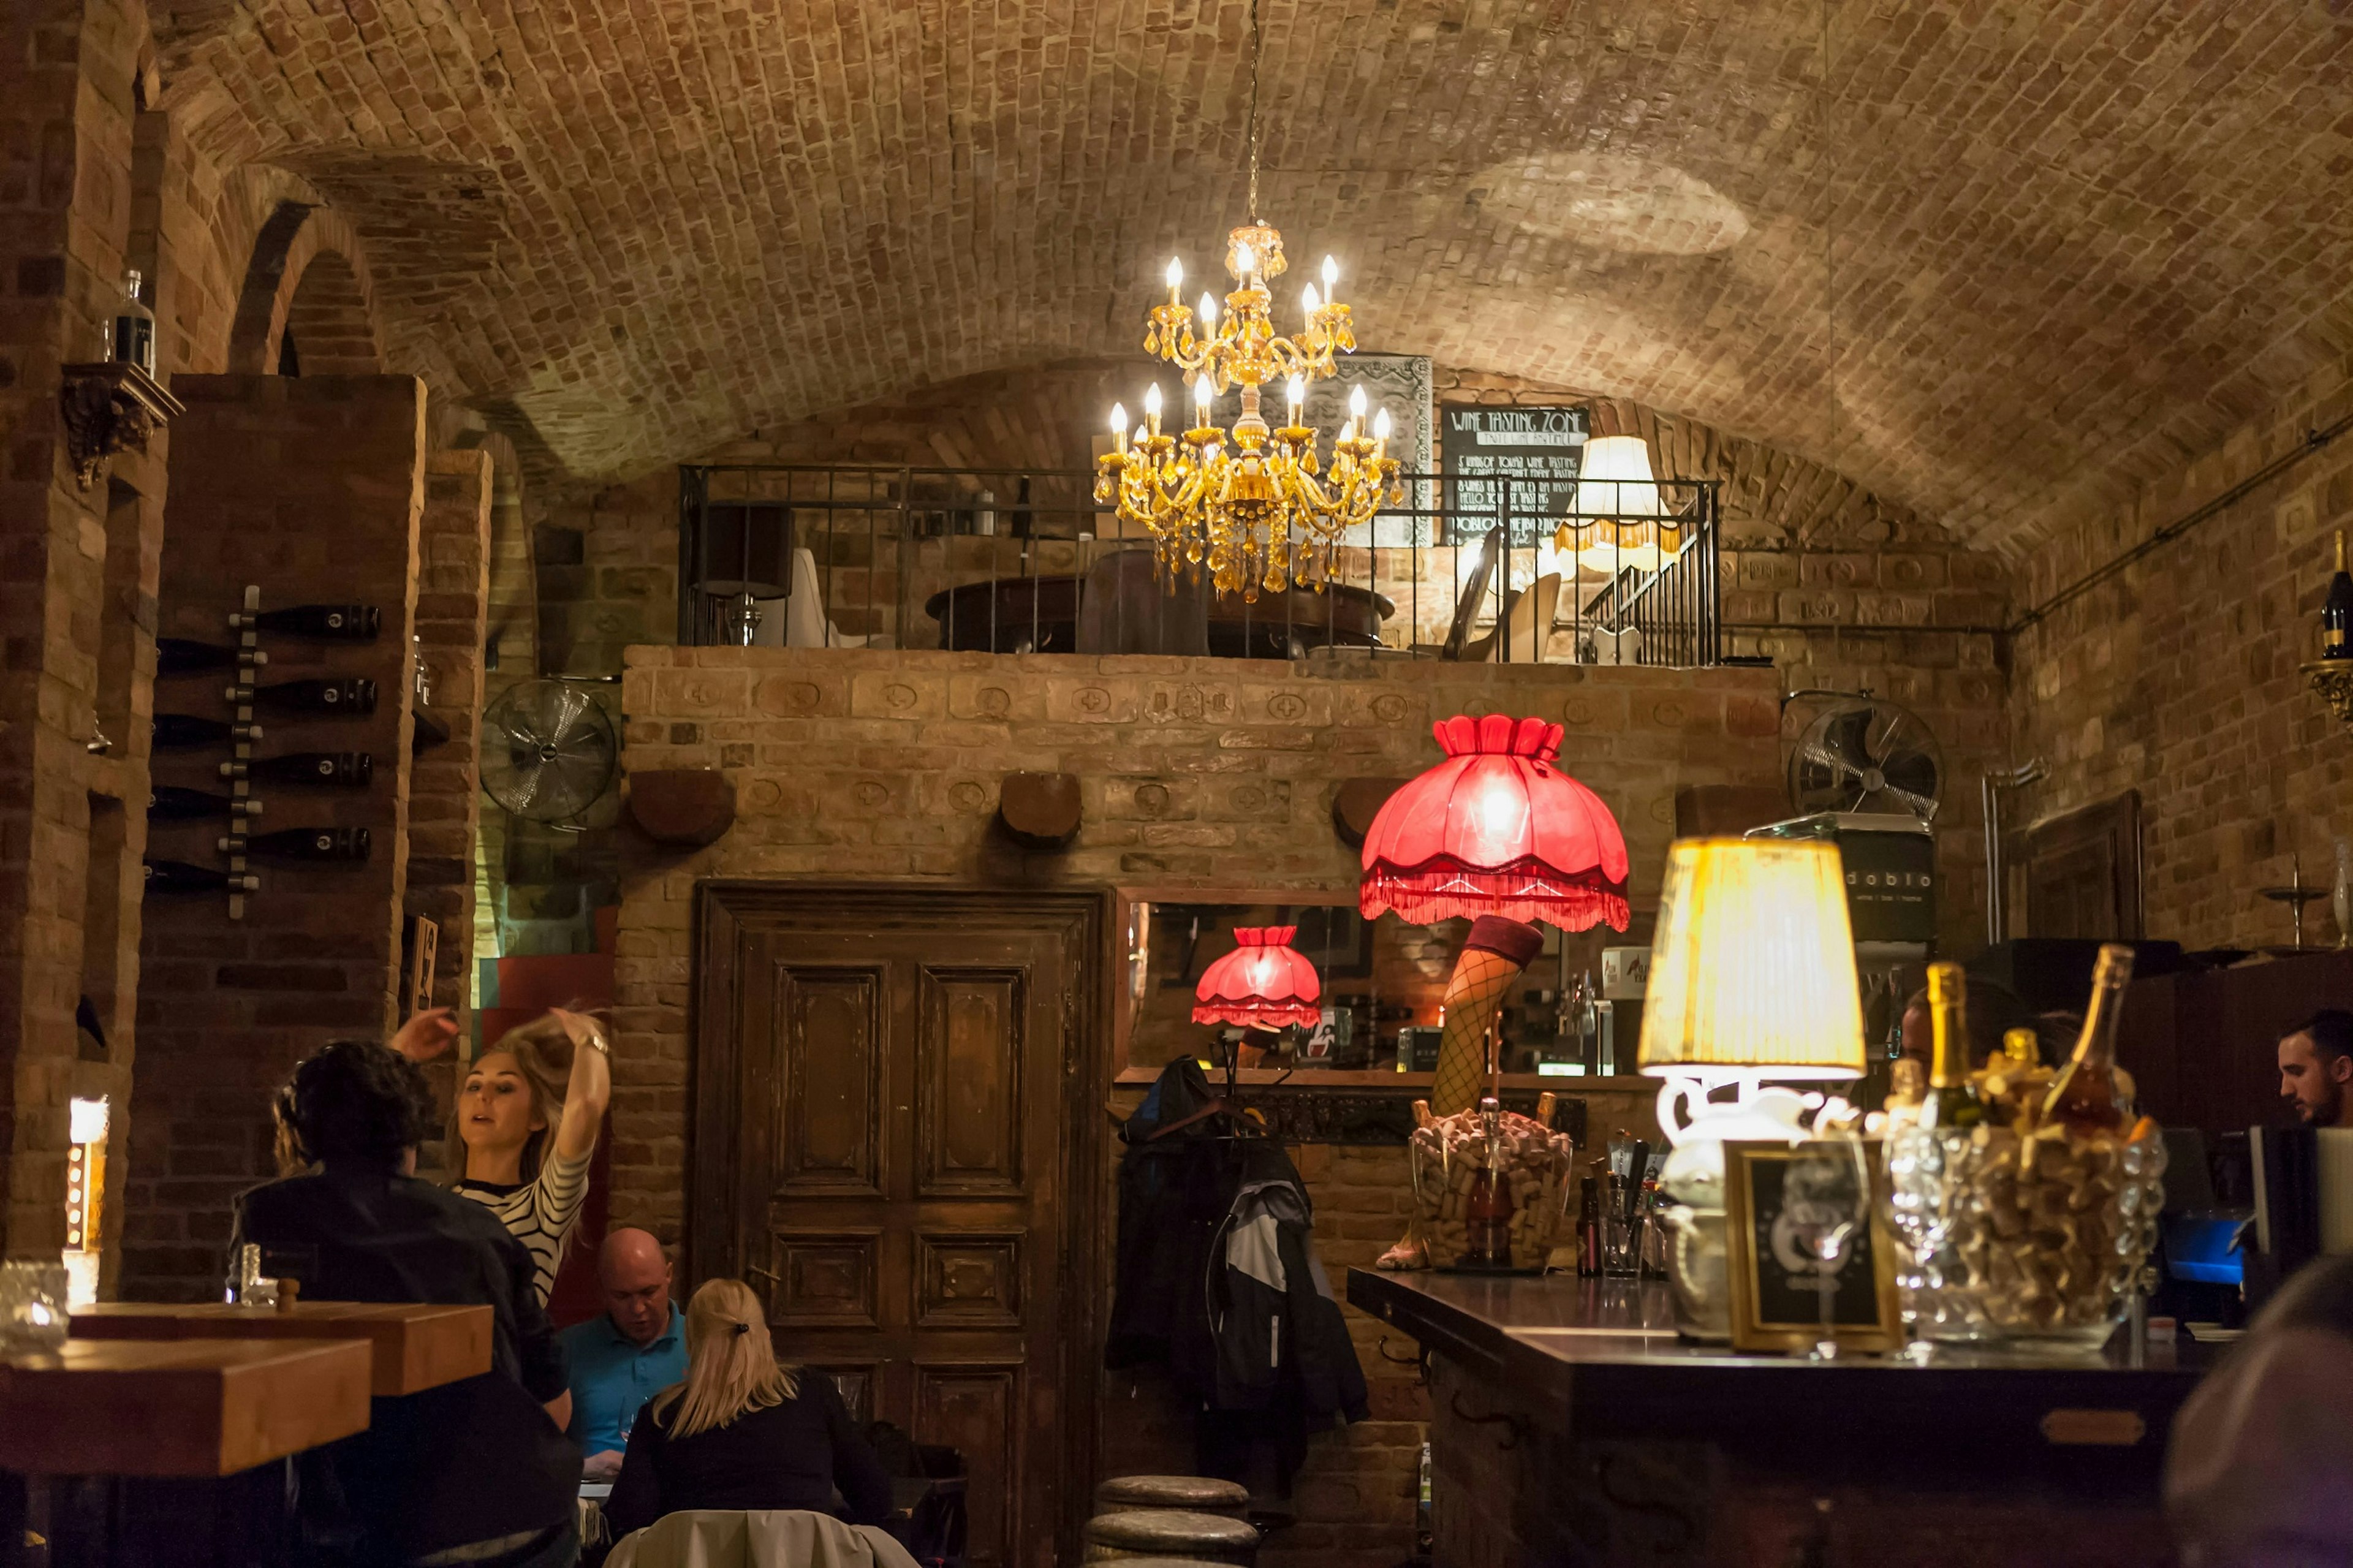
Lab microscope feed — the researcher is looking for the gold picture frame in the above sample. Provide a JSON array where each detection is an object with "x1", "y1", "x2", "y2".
[{"x1": 1722, "y1": 1138, "x2": 1902, "y2": 1355}]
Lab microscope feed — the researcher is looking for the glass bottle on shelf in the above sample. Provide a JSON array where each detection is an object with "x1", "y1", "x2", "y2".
[
  {"x1": 2324, "y1": 530, "x2": 2353, "y2": 660},
  {"x1": 113, "y1": 269, "x2": 156, "y2": 376},
  {"x1": 2043, "y1": 944, "x2": 2136, "y2": 1134},
  {"x1": 1461, "y1": 1096, "x2": 1515, "y2": 1268},
  {"x1": 1920, "y1": 963, "x2": 1984, "y2": 1131}
]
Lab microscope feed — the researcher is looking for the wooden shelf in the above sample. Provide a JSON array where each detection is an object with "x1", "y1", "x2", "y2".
[{"x1": 1112, "y1": 1067, "x2": 1656, "y2": 1092}]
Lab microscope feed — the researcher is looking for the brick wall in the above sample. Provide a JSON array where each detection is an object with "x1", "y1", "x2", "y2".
[
  {"x1": 2010, "y1": 352, "x2": 2353, "y2": 950},
  {"x1": 407, "y1": 450, "x2": 493, "y2": 1031},
  {"x1": 551, "y1": 358, "x2": 2012, "y2": 950},
  {"x1": 615, "y1": 647, "x2": 1767, "y2": 1561},
  {"x1": 124, "y1": 373, "x2": 427, "y2": 1299}
]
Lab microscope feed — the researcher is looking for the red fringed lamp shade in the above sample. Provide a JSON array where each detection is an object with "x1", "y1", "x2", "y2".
[
  {"x1": 1192, "y1": 926, "x2": 1324, "y2": 1029},
  {"x1": 1358, "y1": 714, "x2": 1632, "y2": 931}
]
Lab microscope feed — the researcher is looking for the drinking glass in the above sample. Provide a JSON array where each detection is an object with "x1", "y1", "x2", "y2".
[
  {"x1": 1, "y1": 1259, "x2": 70, "y2": 1355},
  {"x1": 1780, "y1": 1140, "x2": 1868, "y2": 1360}
]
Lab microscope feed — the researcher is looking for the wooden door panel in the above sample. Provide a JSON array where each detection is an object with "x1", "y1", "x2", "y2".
[
  {"x1": 915, "y1": 1233, "x2": 1025, "y2": 1328},
  {"x1": 917, "y1": 966, "x2": 1027, "y2": 1196},
  {"x1": 768, "y1": 1230, "x2": 883, "y2": 1329},
  {"x1": 775, "y1": 965, "x2": 885, "y2": 1194},
  {"x1": 915, "y1": 1361, "x2": 1024, "y2": 1568},
  {"x1": 695, "y1": 885, "x2": 1104, "y2": 1568}
]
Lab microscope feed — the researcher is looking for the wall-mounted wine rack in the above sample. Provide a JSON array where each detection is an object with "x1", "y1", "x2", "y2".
[{"x1": 144, "y1": 586, "x2": 383, "y2": 920}]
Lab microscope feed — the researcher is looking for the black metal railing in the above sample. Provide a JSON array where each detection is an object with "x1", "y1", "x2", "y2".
[{"x1": 676, "y1": 464, "x2": 1719, "y2": 667}]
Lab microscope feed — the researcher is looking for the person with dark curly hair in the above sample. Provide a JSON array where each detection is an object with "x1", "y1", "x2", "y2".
[{"x1": 232, "y1": 1039, "x2": 584, "y2": 1568}]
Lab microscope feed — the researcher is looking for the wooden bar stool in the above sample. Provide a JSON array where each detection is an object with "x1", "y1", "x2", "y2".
[
  {"x1": 1093, "y1": 1475, "x2": 1251, "y2": 1521},
  {"x1": 1083, "y1": 1509, "x2": 1260, "y2": 1564}
]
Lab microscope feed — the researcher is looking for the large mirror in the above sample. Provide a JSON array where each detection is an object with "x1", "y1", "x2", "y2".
[{"x1": 1116, "y1": 890, "x2": 1656, "y2": 1082}]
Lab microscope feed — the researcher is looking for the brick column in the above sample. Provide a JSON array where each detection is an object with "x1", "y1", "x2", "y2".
[
  {"x1": 124, "y1": 373, "x2": 425, "y2": 1299},
  {"x1": 407, "y1": 451, "x2": 492, "y2": 1039},
  {"x1": 0, "y1": 0, "x2": 170, "y2": 1266}
]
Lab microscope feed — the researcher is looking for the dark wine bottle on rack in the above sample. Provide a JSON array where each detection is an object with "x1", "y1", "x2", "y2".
[
  {"x1": 153, "y1": 714, "x2": 263, "y2": 749},
  {"x1": 228, "y1": 827, "x2": 370, "y2": 863},
  {"x1": 224, "y1": 678, "x2": 378, "y2": 716},
  {"x1": 228, "y1": 604, "x2": 381, "y2": 641},
  {"x1": 2324, "y1": 530, "x2": 2353, "y2": 660},
  {"x1": 219, "y1": 752, "x2": 373, "y2": 789},
  {"x1": 143, "y1": 858, "x2": 259, "y2": 895},
  {"x1": 157, "y1": 639, "x2": 265, "y2": 677},
  {"x1": 149, "y1": 787, "x2": 262, "y2": 822}
]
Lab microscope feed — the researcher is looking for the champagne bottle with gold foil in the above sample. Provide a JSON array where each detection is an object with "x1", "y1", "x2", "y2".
[
  {"x1": 2324, "y1": 530, "x2": 2353, "y2": 660},
  {"x1": 2044, "y1": 943, "x2": 2135, "y2": 1134},
  {"x1": 1920, "y1": 962, "x2": 1984, "y2": 1131}
]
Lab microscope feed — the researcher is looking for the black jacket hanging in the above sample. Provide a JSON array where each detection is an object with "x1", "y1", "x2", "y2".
[{"x1": 1107, "y1": 1059, "x2": 1370, "y2": 1431}]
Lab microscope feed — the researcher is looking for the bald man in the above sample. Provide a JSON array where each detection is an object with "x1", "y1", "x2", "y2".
[{"x1": 559, "y1": 1229, "x2": 687, "y2": 1480}]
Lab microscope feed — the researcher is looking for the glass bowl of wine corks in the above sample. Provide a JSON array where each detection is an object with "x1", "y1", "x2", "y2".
[
  {"x1": 1408, "y1": 1093, "x2": 1577, "y2": 1271},
  {"x1": 1882, "y1": 947, "x2": 2167, "y2": 1346}
]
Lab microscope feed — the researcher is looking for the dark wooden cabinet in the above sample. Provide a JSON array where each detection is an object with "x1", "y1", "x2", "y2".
[
  {"x1": 2120, "y1": 949, "x2": 2353, "y2": 1135},
  {"x1": 691, "y1": 884, "x2": 1108, "y2": 1568}
]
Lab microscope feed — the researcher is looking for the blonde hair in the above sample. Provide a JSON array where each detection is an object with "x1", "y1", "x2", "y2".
[
  {"x1": 648, "y1": 1279, "x2": 800, "y2": 1439},
  {"x1": 444, "y1": 1010, "x2": 585, "y2": 1185}
]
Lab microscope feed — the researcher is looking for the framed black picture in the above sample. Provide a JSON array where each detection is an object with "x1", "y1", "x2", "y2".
[{"x1": 1722, "y1": 1138, "x2": 1901, "y2": 1354}]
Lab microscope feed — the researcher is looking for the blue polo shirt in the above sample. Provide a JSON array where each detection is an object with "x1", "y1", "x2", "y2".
[{"x1": 560, "y1": 1303, "x2": 688, "y2": 1454}]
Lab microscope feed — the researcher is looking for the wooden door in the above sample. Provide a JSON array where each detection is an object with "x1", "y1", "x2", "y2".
[
  {"x1": 691, "y1": 884, "x2": 1107, "y2": 1568},
  {"x1": 2023, "y1": 791, "x2": 2143, "y2": 940}
]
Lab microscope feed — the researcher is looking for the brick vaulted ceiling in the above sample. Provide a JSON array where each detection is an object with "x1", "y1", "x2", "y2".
[{"x1": 152, "y1": 0, "x2": 2353, "y2": 553}]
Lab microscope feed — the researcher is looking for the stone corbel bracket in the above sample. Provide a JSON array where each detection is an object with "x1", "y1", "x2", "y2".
[
  {"x1": 2304, "y1": 661, "x2": 2353, "y2": 731},
  {"x1": 61, "y1": 362, "x2": 184, "y2": 490},
  {"x1": 997, "y1": 771, "x2": 1081, "y2": 851},
  {"x1": 625, "y1": 767, "x2": 736, "y2": 847}
]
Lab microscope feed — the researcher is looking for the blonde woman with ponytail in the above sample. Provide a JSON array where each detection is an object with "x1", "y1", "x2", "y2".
[{"x1": 603, "y1": 1279, "x2": 892, "y2": 1537}]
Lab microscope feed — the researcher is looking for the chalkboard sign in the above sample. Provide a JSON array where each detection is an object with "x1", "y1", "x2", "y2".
[{"x1": 1440, "y1": 405, "x2": 1590, "y2": 543}]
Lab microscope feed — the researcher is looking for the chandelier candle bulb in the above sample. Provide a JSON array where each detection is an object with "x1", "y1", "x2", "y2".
[
  {"x1": 1165, "y1": 256, "x2": 1183, "y2": 299},
  {"x1": 1110, "y1": 403, "x2": 1127, "y2": 454},
  {"x1": 1303, "y1": 282, "x2": 1320, "y2": 317},
  {"x1": 1322, "y1": 254, "x2": 1338, "y2": 293},
  {"x1": 1199, "y1": 292, "x2": 1218, "y2": 332}
]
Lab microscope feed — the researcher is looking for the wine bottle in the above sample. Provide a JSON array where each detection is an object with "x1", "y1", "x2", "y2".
[
  {"x1": 113, "y1": 268, "x2": 155, "y2": 376},
  {"x1": 1461, "y1": 1096, "x2": 1516, "y2": 1267},
  {"x1": 224, "y1": 678, "x2": 377, "y2": 716},
  {"x1": 143, "y1": 858, "x2": 259, "y2": 895},
  {"x1": 2042, "y1": 943, "x2": 2135, "y2": 1134},
  {"x1": 229, "y1": 827, "x2": 370, "y2": 863},
  {"x1": 219, "y1": 752, "x2": 373, "y2": 789},
  {"x1": 228, "y1": 604, "x2": 381, "y2": 642},
  {"x1": 153, "y1": 714, "x2": 263, "y2": 749},
  {"x1": 157, "y1": 638, "x2": 264, "y2": 677},
  {"x1": 2325, "y1": 531, "x2": 2353, "y2": 661},
  {"x1": 148, "y1": 787, "x2": 262, "y2": 823},
  {"x1": 1920, "y1": 961, "x2": 1984, "y2": 1131},
  {"x1": 1575, "y1": 1175, "x2": 1601, "y2": 1277}
]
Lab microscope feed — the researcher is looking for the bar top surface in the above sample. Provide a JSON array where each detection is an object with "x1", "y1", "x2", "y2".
[{"x1": 1349, "y1": 1267, "x2": 2211, "y2": 1454}]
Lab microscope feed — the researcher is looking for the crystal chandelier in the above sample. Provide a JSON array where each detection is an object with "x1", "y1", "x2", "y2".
[{"x1": 1093, "y1": 3, "x2": 1400, "y2": 600}]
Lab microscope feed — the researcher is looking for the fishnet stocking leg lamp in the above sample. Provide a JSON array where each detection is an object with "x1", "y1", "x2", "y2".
[
  {"x1": 1427, "y1": 916, "x2": 1548, "y2": 1116},
  {"x1": 1374, "y1": 915, "x2": 1547, "y2": 1268}
]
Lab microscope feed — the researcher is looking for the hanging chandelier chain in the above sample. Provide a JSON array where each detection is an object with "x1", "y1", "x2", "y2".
[{"x1": 1246, "y1": 0, "x2": 1263, "y2": 222}]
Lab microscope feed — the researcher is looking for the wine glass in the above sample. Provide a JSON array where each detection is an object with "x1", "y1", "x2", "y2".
[{"x1": 1779, "y1": 1139, "x2": 1868, "y2": 1360}]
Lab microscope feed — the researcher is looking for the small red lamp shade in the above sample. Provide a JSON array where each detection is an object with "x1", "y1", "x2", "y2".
[
  {"x1": 1358, "y1": 714, "x2": 1632, "y2": 931},
  {"x1": 1192, "y1": 926, "x2": 1324, "y2": 1029}
]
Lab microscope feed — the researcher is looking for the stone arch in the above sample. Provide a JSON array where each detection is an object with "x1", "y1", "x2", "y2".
[{"x1": 225, "y1": 200, "x2": 386, "y2": 375}]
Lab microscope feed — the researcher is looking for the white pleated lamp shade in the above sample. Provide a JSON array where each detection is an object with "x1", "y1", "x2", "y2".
[
  {"x1": 1570, "y1": 435, "x2": 1674, "y2": 574},
  {"x1": 1636, "y1": 838, "x2": 1866, "y2": 1078}
]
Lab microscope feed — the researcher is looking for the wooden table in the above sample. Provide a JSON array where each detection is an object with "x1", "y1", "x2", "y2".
[
  {"x1": 0, "y1": 1337, "x2": 371, "y2": 1477},
  {"x1": 0, "y1": 1335, "x2": 377, "y2": 1568},
  {"x1": 72, "y1": 1300, "x2": 493, "y2": 1397}
]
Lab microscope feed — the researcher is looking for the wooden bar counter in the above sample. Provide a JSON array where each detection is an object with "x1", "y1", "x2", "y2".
[
  {"x1": 1351, "y1": 1268, "x2": 2210, "y2": 1568},
  {"x1": 72, "y1": 1300, "x2": 493, "y2": 1396}
]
